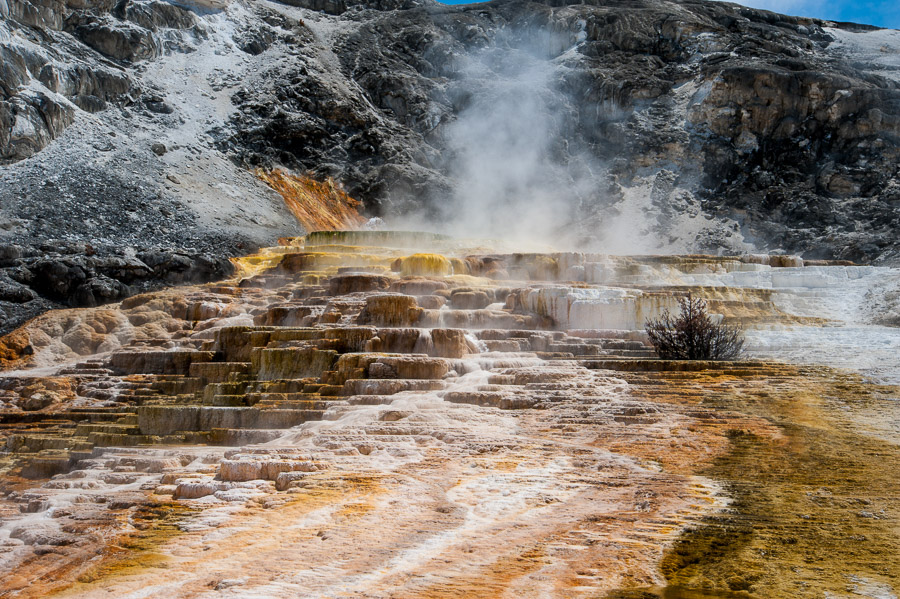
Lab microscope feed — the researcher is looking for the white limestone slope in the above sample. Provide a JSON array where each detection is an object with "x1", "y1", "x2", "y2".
[
  {"x1": 517, "y1": 253, "x2": 900, "y2": 382},
  {"x1": 826, "y1": 27, "x2": 900, "y2": 84}
]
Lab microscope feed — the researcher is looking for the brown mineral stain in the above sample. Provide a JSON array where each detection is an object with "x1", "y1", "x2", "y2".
[
  {"x1": 411, "y1": 544, "x2": 551, "y2": 599},
  {"x1": 605, "y1": 366, "x2": 900, "y2": 598},
  {"x1": 257, "y1": 169, "x2": 367, "y2": 232},
  {"x1": 2, "y1": 238, "x2": 897, "y2": 599},
  {"x1": 10, "y1": 501, "x2": 196, "y2": 599},
  {"x1": 0, "y1": 327, "x2": 34, "y2": 370}
]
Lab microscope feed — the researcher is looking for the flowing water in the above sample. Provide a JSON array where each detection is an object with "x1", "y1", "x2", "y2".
[{"x1": 0, "y1": 231, "x2": 898, "y2": 598}]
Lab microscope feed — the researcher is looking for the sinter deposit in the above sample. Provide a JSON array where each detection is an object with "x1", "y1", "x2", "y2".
[{"x1": 0, "y1": 231, "x2": 899, "y2": 598}]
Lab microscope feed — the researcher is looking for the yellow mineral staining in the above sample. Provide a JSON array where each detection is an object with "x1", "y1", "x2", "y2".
[
  {"x1": 661, "y1": 286, "x2": 826, "y2": 326},
  {"x1": 304, "y1": 230, "x2": 451, "y2": 248},
  {"x1": 518, "y1": 253, "x2": 559, "y2": 280},
  {"x1": 599, "y1": 364, "x2": 900, "y2": 598},
  {"x1": 231, "y1": 247, "x2": 292, "y2": 279},
  {"x1": 280, "y1": 251, "x2": 389, "y2": 273},
  {"x1": 1, "y1": 501, "x2": 197, "y2": 598},
  {"x1": 396, "y1": 253, "x2": 454, "y2": 277},
  {"x1": 299, "y1": 244, "x2": 370, "y2": 254},
  {"x1": 256, "y1": 169, "x2": 367, "y2": 232},
  {"x1": 450, "y1": 257, "x2": 470, "y2": 276}
]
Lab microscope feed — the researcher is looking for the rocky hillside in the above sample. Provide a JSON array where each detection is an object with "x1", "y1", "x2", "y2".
[{"x1": 1, "y1": 0, "x2": 899, "y2": 328}]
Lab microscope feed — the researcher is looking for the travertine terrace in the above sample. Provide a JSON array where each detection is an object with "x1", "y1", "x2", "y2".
[{"x1": 0, "y1": 231, "x2": 898, "y2": 598}]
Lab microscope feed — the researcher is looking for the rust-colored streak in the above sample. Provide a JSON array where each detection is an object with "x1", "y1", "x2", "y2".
[
  {"x1": 1, "y1": 501, "x2": 195, "y2": 599},
  {"x1": 0, "y1": 328, "x2": 34, "y2": 371},
  {"x1": 256, "y1": 169, "x2": 367, "y2": 232}
]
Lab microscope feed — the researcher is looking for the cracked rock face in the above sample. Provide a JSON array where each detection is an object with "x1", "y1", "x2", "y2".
[{"x1": 1, "y1": 0, "x2": 900, "y2": 309}]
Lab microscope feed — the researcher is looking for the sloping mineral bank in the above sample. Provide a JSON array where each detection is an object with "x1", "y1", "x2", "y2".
[{"x1": 1, "y1": 231, "x2": 898, "y2": 598}]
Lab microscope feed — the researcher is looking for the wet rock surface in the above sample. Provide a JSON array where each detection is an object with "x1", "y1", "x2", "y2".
[{"x1": 0, "y1": 231, "x2": 898, "y2": 597}]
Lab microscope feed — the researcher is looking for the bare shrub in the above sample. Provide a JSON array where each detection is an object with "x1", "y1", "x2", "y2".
[{"x1": 645, "y1": 292, "x2": 744, "y2": 360}]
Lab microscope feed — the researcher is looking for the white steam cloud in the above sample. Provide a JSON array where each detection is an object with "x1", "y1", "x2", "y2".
[
  {"x1": 387, "y1": 29, "x2": 749, "y2": 255},
  {"x1": 425, "y1": 36, "x2": 610, "y2": 250},
  {"x1": 438, "y1": 44, "x2": 579, "y2": 243}
]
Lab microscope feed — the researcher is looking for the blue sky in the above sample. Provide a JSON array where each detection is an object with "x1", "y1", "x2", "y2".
[{"x1": 436, "y1": 0, "x2": 900, "y2": 30}]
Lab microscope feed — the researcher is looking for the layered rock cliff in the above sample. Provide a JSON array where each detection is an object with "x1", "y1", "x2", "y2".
[{"x1": 1, "y1": 0, "x2": 899, "y2": 328}]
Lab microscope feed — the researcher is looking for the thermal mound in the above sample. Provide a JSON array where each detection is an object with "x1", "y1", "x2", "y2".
[{"x1": 0, "y1": 231, "x2": 898, "y2": 598}]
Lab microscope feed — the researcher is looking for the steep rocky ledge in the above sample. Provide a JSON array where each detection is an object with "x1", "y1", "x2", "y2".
[{"x1": 2, "y1": 0, "x2": 900, "y2": 276}]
